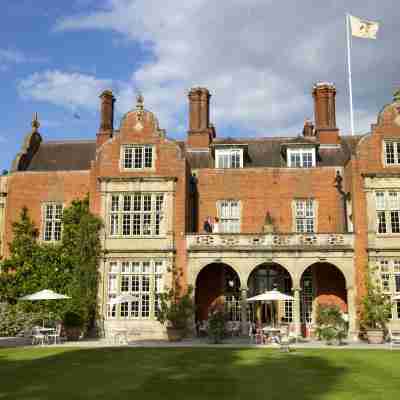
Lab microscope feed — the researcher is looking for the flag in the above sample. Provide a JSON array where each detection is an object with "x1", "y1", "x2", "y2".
[{"x1": 349, "y1": 15, "x2": 379, "y2": 39}]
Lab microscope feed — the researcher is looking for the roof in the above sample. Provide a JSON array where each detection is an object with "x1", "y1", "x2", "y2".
[
  {"x1": 26, "y1": 140, "x2": 96, "y2": 171},
  {"x1": 186, "y1": 135, "x2": 365, "y2": 169}
]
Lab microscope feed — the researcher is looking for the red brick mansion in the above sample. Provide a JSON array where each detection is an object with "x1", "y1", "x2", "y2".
[{"x1": 1, "y1": 83, "x2": 400, "y2": 339}]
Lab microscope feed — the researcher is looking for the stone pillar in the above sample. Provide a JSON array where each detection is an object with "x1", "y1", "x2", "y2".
[
  {"x1": 293, "y1": 287, "x2": 302, "y2": 338},
  {"x1": 240, "y1": 288, "x2": 248, "y2": 335},
  {"x1": 347, "y1": 286, "x2": 358, "y2": 341}
]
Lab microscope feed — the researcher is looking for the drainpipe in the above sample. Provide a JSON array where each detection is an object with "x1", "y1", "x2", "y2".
[{"x1": 334, "y1": 171, "x2": 350, "y2": 233}]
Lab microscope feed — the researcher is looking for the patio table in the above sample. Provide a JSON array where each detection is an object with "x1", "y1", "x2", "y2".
[{"x1": 111, "y1": 328, "x2": 128, "y2": 345}]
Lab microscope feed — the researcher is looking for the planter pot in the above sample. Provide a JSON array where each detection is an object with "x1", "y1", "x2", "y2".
[
  {"x1": 65, "y1": 327, "x2": 81, "y2": 341},
  {"x1": 366, "y1": 329, "x2": 384, "y2": 344},
  {"x1": 166, "y1": 327, "x2": 184, "y2": 341}
]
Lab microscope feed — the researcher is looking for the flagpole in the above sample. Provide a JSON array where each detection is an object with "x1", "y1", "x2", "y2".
[{"x1": 346, "y1": 14, "x2": 355, "y2": 136}]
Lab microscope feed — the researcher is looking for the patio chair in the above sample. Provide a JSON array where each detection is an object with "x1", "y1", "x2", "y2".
[
  {"x1": 255, "y1": 328, "x2": 265, "y2": 345},
  {"x1": 47, "y1": 323, "x2": 62, "y2": 345},
  {"x1": 31, "y1": 326, "x2": 46, "y2": 345},
  {"x1": 199, "y1": 320, "x2": 208, "y2": 337},
  {"x1": 231, "y1": 321, "x2": 241, "y2": 336},
  {"x1": 389, "y1": 330, "x2": 400, "y2": 350}
]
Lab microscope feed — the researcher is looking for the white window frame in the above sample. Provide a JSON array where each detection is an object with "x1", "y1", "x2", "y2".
[
  {"x1": 42, "y1": 202, "x2": 63, "y2": 241},
  {"x1": 217, "y1": 200, "x2": 241, "y2": 233},
  {"x1": 287, "y1": 148, "x2": 316, "y2": 168},
  {"x1": 121, "y1": 145, "x2": 154, "y2": 170},
  {"x1": 215, "y1": 148, "x2": 243, "y2": 169},
  {"x1": 376, "y1": 259, "x2": 400, "y2": 320},
  {"x1": 106, "y1": 260, "x2": 165, "y2": 320},
  {"x1": 383, "y1": 140, "x2": 400, "y2": 166},
  {"x1": 375, "y1": 191, "x2": 400, "y2": 234},
  {"x1": 109, "y1": 193, "x2": 164, "y2": 237},
  {"x1": 294, "y1": 199, "x2": 316, "y2": 233}
]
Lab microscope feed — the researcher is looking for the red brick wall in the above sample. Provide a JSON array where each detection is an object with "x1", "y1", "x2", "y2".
[
  {"x1": 3, "y1": 171, "x2": 90, "y2": 257},
  {"x1": 195, "y1": 167, "x2": 344, "y2": 233}
]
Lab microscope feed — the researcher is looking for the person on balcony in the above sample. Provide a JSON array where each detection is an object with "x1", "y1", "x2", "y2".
[{"x1": 203, "y1": 216, "x2": 212, "y2": 233}]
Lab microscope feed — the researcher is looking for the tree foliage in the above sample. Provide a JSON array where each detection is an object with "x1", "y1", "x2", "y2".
[{"x1": 0, "y1": 197, "x2": 102, "y2": 335}]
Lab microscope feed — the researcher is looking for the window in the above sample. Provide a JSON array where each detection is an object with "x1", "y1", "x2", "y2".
[
  {"x1": 225, "y1": 295, "x2": 241, "y2": 321},
  {"x1": 43, "y1": 203, "x2": 63, "y2": 241},
  {"x1": 376, "y1": 260, "x2": 400, "y2": 320},
  {"x1": 287, "y1": 148, "x2": 316, "y2": 168},
  {"x1": 215, "y1": 148, "x2": 243, "y2": 168},
  {"x1": 295, "y1": 199, "x2": 315, "y2": 233},
  {"x1": 107, "y1": 260, "x2": 165, "y2": 320},
  {"x1": 375, "y1": 191, "x2": 400, "y2": 234},
  {"x1": 301, "y1": 270, "x2": 313, "y2": 324},
  {"x1": 109, "y1": 193, "x2": 164, "y2": 237},
  {"x1": 122, "y1": 145, "x2": 154, "y2": 169},
  {"x1": 217, "y1": 200, "x2": 241, "y2": 233},
  {"x1": 384, "y1": 141, "x2": 400, "y2": 165}
]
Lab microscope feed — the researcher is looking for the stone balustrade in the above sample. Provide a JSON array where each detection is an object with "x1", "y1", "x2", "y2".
[{"x1": 186, "y1": 233, "x2": 354, "y2": 251}]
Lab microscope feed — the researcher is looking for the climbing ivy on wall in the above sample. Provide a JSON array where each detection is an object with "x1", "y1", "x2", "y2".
[{"x1": 0, "y1": 196, "x2": 103, "y2": 334}]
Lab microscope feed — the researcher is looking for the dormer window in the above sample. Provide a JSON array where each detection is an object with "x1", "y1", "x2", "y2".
[
  {"x1": 215, "y1": 148, "x2": 243, "y2": 168},
  {"x1": 122, "y1": 145, "x2": 154, "y2": 170},
  {"x1": 287, "y1": 148, "x2": 316, "y2": 168}
]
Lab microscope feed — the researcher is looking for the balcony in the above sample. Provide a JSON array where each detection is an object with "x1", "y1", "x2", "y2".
[{"x1": 186, "y1": 233, "x2": 354, "y2": 252}]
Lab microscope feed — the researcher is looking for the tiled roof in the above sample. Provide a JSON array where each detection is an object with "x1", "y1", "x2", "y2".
[{"x1": 26, "y1": 140, "x2": 96, "y2": 171}]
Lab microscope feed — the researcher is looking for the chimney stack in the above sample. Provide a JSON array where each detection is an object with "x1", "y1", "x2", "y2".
[
  {"x1": 303, "y1": 119, "x2": 314, "y2": 137},
  {"x1": 97, "y1": 89, "x2": 115, "y2": 147},
  {"x1": 188, "y1": 87, "x2": 214, "y2": 148},
  {"x1": 312, "y1": 82, "x2": 339, "y2": 144}
]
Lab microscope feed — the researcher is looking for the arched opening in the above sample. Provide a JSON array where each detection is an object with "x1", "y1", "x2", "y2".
[
  {"x1": 247, "y1": 263, "x2": 293, "y2": 326},
  {"x1": 300, "y1": 262, "x2": 347, "y2": 337},
  {"x1": 195, "y1": 263, "x2": 241, "y2": 323}
]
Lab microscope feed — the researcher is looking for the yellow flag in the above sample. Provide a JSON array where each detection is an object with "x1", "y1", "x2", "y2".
[{"x1": 349, "y1": 15, "x2": 379, "y2": 39}]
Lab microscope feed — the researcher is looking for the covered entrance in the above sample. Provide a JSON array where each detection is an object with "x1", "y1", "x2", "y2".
[
  {"x1": 195, "y1": 263, "x2": 241, "y2": 323},
  {"x1": 247, "y1": 263, "x2": 293, "y2": 326}
]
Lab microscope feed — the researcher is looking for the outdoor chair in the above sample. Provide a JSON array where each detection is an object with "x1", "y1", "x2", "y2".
[
  {"x1": 255, "y1": 328, "x2": 265, "y2": 344},
  {"x1": 199, "y1": 320, "x2": 208, "y2": 336},
  {"x1": 31, "y1": 326, "x2": 46, "y2": 345},
  {"x1": 232, "y1": 321, "x2": 241, "y2": 336},
  {"x1": 47, "y1": 323, "x2": 62, "y2": 345},
  {"x1": 389, "y1": 330, "x2": 400, "y2": 350}
]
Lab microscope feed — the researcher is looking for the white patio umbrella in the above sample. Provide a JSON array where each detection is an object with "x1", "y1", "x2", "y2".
[
  {"x1": 247, "y1": 289, "x2": 294, "y2": 328},
  {"x1": 20, "y1": 289, "x2": 71, "y2": 327},
  {"x1": 107, "y1": 294, "x2": 139, "y2": 305}
]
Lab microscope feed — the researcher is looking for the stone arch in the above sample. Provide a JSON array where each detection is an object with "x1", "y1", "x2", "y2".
[
  {"x1": 299, "y1": 262, "x2": 348, "y2": 337},
  {"x1": 245, "y1": 262, "x2": 294, "y2": 292},
  {"x1": 194, "y1": 262, "x2": 241, "y2": 322}
]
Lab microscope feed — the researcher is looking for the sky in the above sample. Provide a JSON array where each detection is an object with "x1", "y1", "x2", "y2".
[{"x1": 1, "y1": 0, "x2": 400, "y2": 172}]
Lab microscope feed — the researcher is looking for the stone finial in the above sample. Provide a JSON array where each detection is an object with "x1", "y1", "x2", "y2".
[
  {"x1": 262, "y1": 212, "x2": 274, "y2": 233},
  {"x1": 393, "y1": 89, "x2": 400, "y2": 103},
  {"x1": 31, "y1": 112, "x2": 40, "y2": 132},
  {"x1": 136, "y1": 92, "x2": 144, "y2": 121}
]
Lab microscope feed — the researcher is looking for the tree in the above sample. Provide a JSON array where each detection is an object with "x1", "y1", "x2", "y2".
[{"x1": 0, "y1": 197, "x2": 103, "y2": 335}]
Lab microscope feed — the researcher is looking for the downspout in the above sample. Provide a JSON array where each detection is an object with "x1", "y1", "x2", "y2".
[{"x1": 334, "y1": 170, "x2": 350, "y2": 233}]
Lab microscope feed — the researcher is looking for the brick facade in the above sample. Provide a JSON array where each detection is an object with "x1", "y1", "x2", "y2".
[{"x1": 3, "y1": 85, "x2": 400, "y2": 339}]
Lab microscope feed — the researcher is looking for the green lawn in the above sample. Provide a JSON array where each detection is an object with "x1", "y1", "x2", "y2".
[{"x1": 0, "y1": 347, "x2": 399, "y2": 400}]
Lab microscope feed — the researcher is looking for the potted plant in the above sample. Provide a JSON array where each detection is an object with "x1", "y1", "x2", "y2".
[
  {"x1": 361, "y1": 274, "x2": 392, "y2": 344},
  {"x1": 315, "y1": 304, "x2": 347, "y2": 345},
  {"x1": 207, "y1": 305, "x2": 226, "y2": 344},
  {"x1": 63, "y1": 311, "x2": 83, "y2": 341},
  {"x1": 156, "y1": 268, "x2": 195, "y2": 341}
]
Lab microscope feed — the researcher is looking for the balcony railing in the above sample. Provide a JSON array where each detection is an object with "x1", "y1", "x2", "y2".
[{"x1": 186, "y1": 233, "x2": 354, "y2": 251}]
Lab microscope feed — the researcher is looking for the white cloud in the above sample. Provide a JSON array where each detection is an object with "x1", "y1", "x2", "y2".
[
  {"x1": 18, "y1": 70, "x2": 112, "y2": 111},
  {"x1": 48, "y1": 1, "x2": 399, "y2": 137},
  {"x1": 0, "y1": 48, "x2": 48, "y2": 70}
]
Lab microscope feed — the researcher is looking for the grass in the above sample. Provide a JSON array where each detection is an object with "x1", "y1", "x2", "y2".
[{"x1": 0, "y1": 347, "x2": 399, "y2": 400}]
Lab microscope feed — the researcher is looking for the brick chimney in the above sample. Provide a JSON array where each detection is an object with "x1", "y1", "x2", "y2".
[
  {"x1": 187, "y1": 87, "x2": 215, "y2": 148},
  {"x1": 312, "y1": 82, "x2": 340, "y2": 144},
  {"x1": 302, "y1": 119, "x2": 314, "y2": 137},
  {"x1": 97, "y1": 89, "x2": 115, "y2": 147}
]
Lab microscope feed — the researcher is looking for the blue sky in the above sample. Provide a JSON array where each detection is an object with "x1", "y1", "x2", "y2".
[{"x1": 1, "y1": 0, "x2": 399, "y2": 172}]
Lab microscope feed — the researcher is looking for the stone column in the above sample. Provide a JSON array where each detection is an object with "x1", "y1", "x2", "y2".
[
  {"x1": 293, "y1": 287, "x2": 302, "y2": 338},
  {"x1": 240, "y1": 288, "x2": 248, "y2": 335},
  {"x1": 346, "y1": 286, "x2": 358, "y2": 341}
]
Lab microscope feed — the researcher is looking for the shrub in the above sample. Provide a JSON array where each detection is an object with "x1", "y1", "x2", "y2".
[
  {"x1": 0, "y1": 303, "x2": 41, "y2": 337},
  {"x1": 207, "y1": 306, "x2": 226, "y2": 344},
  {"x1": 63, "y1": 311, "x2": 83, "y2": 328},
  {"x1": 315, "y1": 304, "x2": 347, "y2": 345}
]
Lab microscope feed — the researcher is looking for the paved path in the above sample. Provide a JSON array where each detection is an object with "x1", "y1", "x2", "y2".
[{"x1": 2, "y1": 336, "x2": 398, "y2": 350}]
